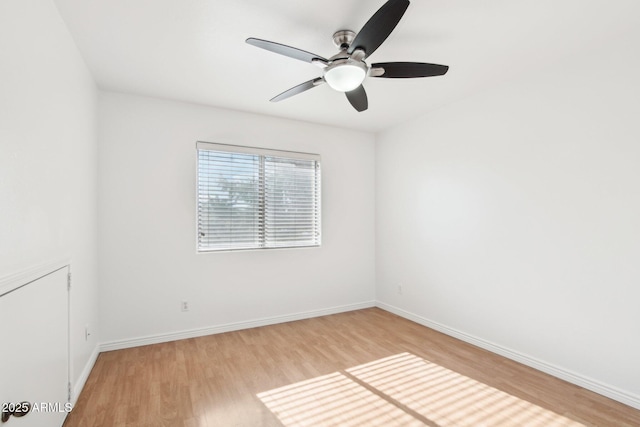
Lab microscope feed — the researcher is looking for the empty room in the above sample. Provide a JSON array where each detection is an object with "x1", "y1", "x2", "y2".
[{"x1": 1, "y1": 0, "x2": 639, "y2": 426}]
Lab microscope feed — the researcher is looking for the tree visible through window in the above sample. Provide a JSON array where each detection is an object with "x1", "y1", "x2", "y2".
[{"x1": 197, "y1": 142, "x2": 321, "y2": 251}]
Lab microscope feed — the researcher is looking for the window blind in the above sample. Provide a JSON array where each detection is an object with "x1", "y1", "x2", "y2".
[{"x1": 197, "y1": 142, "x2": 321, "y2": 251}]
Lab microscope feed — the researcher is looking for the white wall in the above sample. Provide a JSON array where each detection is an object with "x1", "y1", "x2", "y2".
[
  {"x1": 98, "y1": 92, "x2": 376, "y2": 345},
  {"x1": 0, "y1": 0, "x2": 99, "y2": 398},
  {"x1": 376, "y1": 34, "x2": 640, "y2": 404}
]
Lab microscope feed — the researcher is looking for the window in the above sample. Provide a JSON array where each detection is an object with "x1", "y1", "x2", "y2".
[{"x1": 196, "y1": 142, "x2": 321, "y2": 252}]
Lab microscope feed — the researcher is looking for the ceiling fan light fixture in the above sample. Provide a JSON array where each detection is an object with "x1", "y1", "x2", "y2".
[{"x1": 323, "y1": 59, "x2": 367, "y2": 92}]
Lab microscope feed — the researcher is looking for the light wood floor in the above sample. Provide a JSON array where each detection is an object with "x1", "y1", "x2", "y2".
[{"x1": 63, "y1": 308, "x2": 640, "y2": 427}]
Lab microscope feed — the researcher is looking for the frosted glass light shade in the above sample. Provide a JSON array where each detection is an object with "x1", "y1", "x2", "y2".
[{"x1": 324, "y1": 63, "x2": 367, "y2": 92}]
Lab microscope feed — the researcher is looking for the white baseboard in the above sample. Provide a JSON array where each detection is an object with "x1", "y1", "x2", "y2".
[
  {"x1": 71, "y1": 344, "x2": 100, "y2": 406},
  {"x1": 376, "y1": 301, "x2": 640, "y2": 410},
  {"x1": 100, "y1": 301, "x2": 376, "y2": 352}
]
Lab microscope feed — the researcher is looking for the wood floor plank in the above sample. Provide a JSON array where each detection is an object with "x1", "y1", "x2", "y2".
[{"x1": 63, "y1": 308, "x2": 640, "y2": 426}]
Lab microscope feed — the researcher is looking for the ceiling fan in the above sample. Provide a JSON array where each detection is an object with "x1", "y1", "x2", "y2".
[{"x1": 246, "y1": 0, "x2": 449, "y2": 112}]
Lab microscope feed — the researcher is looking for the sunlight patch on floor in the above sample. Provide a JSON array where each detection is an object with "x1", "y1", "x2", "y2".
[
  {"x1": 258, "y1": 353, "x2": 585, "y2": 427},
  {"x1": 257, "y1": 371, "x2": 422, "y2": 426}
]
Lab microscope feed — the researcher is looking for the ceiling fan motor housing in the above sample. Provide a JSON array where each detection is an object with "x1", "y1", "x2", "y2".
[{"x1": 332, "y1": 30, "x2": 356, "y2": 50}]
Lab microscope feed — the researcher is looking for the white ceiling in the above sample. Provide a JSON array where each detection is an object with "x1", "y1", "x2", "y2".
[{"x1": 54, "y1": 0, "x2": 637, "y2": 132}]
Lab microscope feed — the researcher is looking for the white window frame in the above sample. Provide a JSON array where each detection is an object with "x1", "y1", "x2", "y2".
[{"x1": 196, "y1": 141, "x2": 322, "y2": 252}]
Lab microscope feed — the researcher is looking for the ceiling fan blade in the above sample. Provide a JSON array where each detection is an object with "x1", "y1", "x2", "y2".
[
  {"x1": 371, "y1": 62, "x2": 449, "y2": 78},
  {"x1": 246, "y1": 38, "x2": 328, "y2": 64},
  {"x1": 345, "y1": 85, "x2": 368, "y2": 112},
  {"x1": 347, "y1": 0, "x2": 410, "y2": 58},
  {"x1": 270, "y1": 78, "x2": 324, "y2": 102}
]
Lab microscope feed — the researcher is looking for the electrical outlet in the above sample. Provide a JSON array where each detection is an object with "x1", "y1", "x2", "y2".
[
  {"x1": 181, "y1": 301, "x2": 189, "y2": 312},
  {"x1": 397, "y1": 284, "x2": 403, "y2": 295},
  {"x1": 85, "y1": 324, "x2": 91, "y2": 341}
]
